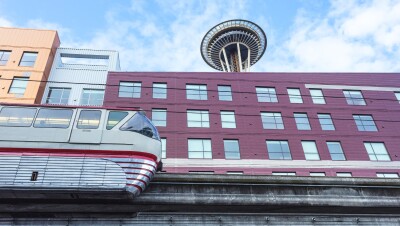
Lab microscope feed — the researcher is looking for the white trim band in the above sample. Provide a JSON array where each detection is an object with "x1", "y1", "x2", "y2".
[{"x1": 305, "y1": 84, "x2": 400, "y2": 92}]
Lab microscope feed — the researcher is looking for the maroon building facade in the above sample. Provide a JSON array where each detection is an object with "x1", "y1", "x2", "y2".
[{"x1": 104, "y1": 72, "x2": 400, "y2": 178}]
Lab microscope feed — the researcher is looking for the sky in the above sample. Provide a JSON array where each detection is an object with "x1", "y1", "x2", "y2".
[{"x1": 0, "y1": 0, "x2": 399, "y2": 72}]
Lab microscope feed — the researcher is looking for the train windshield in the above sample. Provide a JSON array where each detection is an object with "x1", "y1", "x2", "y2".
[{"x1": 120, "y1": 112, "x2": 160, "y2": 141}]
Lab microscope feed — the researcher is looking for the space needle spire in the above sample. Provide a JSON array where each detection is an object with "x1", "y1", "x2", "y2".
[{"x1": 201, "y1": 19, "x2": 267, "y2": 72}]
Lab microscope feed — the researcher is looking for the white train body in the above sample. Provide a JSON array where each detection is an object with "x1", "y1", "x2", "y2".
[{"x1": 0, "y1": 104, "x2": 162, "y2": 196}]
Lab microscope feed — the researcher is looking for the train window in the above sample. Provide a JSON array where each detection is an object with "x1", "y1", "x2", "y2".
[
  {"x1": 0, "y1": 107, "x2": 37, "y2": 127},
  {"x1": 34, "y1": 108, "x2": 73, "y2": 128},
  {"x1": 120, "y1": 112, "x2": 160, "y2": 140},
  {"x1": 77, "y1": 110, "x2": 101, "y2": 129},
  {"x1": 106, "y1": 111, "x2": 128, "y2": 130}
]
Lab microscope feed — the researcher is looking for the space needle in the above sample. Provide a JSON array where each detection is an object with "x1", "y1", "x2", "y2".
[{"x1": 201, "y1": 19, "x2": 267, "y2": 72}]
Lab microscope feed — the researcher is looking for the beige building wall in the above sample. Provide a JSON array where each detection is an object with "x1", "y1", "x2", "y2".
[{"x1": 0, "y1": 27, "x2": 60, "y2": 104}]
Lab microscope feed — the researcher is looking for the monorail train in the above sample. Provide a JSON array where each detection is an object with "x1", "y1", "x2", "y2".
[{"x1": 0, "y1": 103, "x2": 162, "y2": 196}]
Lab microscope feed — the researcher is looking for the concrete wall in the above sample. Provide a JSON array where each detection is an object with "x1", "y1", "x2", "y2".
[
  {"x1": 0, "y1": 27, "x2": 60, "y2": 104},
  {"x1": 103, "y1": 72, "x2": 400, "y2": 177}
]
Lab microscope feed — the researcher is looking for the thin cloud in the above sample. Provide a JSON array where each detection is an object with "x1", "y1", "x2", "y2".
[{"x1": 259, "y1": 0, "x2": 400, "y2": 72}]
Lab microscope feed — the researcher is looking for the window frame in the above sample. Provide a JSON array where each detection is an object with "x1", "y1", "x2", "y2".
[
  {"x1": 0, "y1": 50, "x2": 11, "y2": 66},
  {"x1": 261, "y1": 112, "x2": 284, "y2": 129},
  {"x1": 294, "y1": 113, "x2": 311, "y2": 130},
  {"x1": 152, "y1": 83, "x2": 167, "y2": 99},
  {"x1": 343, "y1": 90, "x2": 366, "y2": 105},
  {"x1": 9, "y1": 76, "x2": 29, "y2": 95},
  {"x1": 256, "y1": 87, "x2": 278, "y2": 103},
  {"x1": 266, "y1": 140, "x2": 292, "y2": 160},
  {"x1": 223, "y1": 139, "x2": 241, "y2": 159},
  {"x1": 310, "y1": 89, "x2": 326, "y2": 104},
  {"x1": 218, "y1": 85, "x2": 233, "y2": 101},
  {"x1": 326, "y1": 141, "x2": 346, "y2": 161},
  {"x1": 353, "y1": 114, "x2": 377, "y2": 131},
  {"x1": 151, "y1": 109, "x2": 167, "y2": 127},
  {"x1": 46, "y1": 87, "x2": 71, "y2": 105},
  {"x1": 187, "y1": 110, "x2": 210, "y2": 128},
  {"x1": 220, "y1": 111, "x2": 236, "y2": 128},
  {"x1": 364, "y1": 142, "x2": 391, "y2": 161},
  {"x1": 301, "y1": 141, "x2": 320, "y2": 160},
  {"x1": 80, "y1": 89, "x2": 105, "y2": 106},
  {"x1": 186, "y1": 84, "x2": 208, "y2": 100},
  {"x1": 318, "y1": 113, "x2": 335, "y2": 131},
  {"x1": 118, "y1": 81, "x2": 142, "y2": 98},
  {"x1": 287, "y1": 88, "x2": 303, "y2": 103},
  {"x1": 19, "y1": 51, "x2": 38, "y2": 67},
  {"x1": 188, "y1": 138, "x2": 212, "y2": 159},
  {"x1": 376, "y1": 173, "x2": 399, "y2": 178}
]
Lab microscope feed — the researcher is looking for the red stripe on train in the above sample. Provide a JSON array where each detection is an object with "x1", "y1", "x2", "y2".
[{"x1": 0, "y1": 147, "x2": 157, "y2": 161}]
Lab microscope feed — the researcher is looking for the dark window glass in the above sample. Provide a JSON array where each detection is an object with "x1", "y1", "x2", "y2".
[
  {"x1": 106, "y1": 111, "x2": 128, "y2": 130},
  {"x1": 120, "y1": 112, "x2": 160, "y2": 140}
]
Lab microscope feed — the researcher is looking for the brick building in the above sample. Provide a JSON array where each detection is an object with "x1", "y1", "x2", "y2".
[{"x1": 103, "y1": 72, "x2": 400, "y2": 178}]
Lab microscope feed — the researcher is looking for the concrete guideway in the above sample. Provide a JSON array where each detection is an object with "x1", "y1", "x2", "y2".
[{"x1": 1, "y1": 173, "x2": 400, "y2": 225}]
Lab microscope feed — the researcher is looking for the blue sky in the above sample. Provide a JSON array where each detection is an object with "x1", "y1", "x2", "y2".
[{"x1": 0, "y1": 0, "x2": 399, "y2": 72}]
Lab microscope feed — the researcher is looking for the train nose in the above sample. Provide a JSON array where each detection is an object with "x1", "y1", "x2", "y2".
[{"x1": 120, "y1": 112, "x2": 160, "y2": 141}]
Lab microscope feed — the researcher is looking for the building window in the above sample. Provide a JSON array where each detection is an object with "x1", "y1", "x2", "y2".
[
  {"x1": 310, "y1": 89, "x2": 326, "y2": 104},
  {"x1": 187, "y1": 110, "x2": 209, "y2": 128},
  {"x1": 223, "y1": 139, "x2": 240, "y2": 159},
  {"x1": 0, "y1": 50, "x2": 11, "y2": 66},
  {"x1": 80, "y1": 89, "x2": 104, "y2": 106},
  {"x1": 364, "y1": 142, "x2": 390, "y2": 161},
  {"x1": 256, "y1": 87, "x2": 278, "y2": 102},
  {"x1": 186, "y1": 84, "x2": 207, "y2": 100},
  {"x1": 353, "y1": 115, "x2": 377, "y2": 131},
  {"x1": 19, "y1": 52, "x2": 38, "y2": 67},
  {"x1": 46, "y1": 87, "x2": 71, "y2": 105},
  {"x1": 9, "y1": 77, "x2": 29, "y2": 95},
  {"x1": 318, "y1": 114, "x2": 335, "y2": 131},
  {"x1": 118, "y1": 82, "x2": 141, "y2": 98},
  {"x1": 301, "y1": 141, "x2": 320, "y2": 160},
  {"x1": 326, "y1": 141, "x2": 346, "y2": 160},
  {"x1": 261, "y1": 112, "x2": 284, "y2": 129},
  {"x1": 337, "y1": 172, "x2": 352, "y2": 177},
  {"x1": 343, "y1": 90, "x2": 366, "y2": 105},
  {"x1": 161, "y1": 138, "x2": 166, "y2": 158},
  {"x1": 287, "y1": 88, "x2": 303, "y2": 103},
  {"x1": 188, "y1": 139, "x2": 212, "y2": 159},
  {"x1": 152, "y1": 109, "x2": 167, "y2": 127},
  {"x1": 189, "y1": 171, "x2": 214, "y2": 174},
  {"x1": 294, "y1": 113, "x2": 311, "y2": 130},
  {"x1": 218, "y1": 85, "x2": 232, "y2": 101},
  {"x1": 266, "y1": 140, "x2": 292, "y2": 160},
  {"x1": 272, "y1": 172, "x2": 296, "y2": 176},
  {"x1": 227, "y1": 171, "x2": 244, "y2": 175},
  {"x1": 395, "y1": 92, "x2": 400, "y2": 103},
  {"x1": 310, "y1": 172, "x2": 325, "y2": 176},
  {"x1": 220, "y1": 111, "x2": 236, "y2": 128},
  {"x1": 376, "y1": 173, "x2": 399, "y2": 178},
  {"x1": 153, "y1": 83, "x2": 167, "y2": 99}
]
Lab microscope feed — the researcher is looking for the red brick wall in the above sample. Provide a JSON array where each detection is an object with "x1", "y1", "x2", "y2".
[{"x1": 104, "y1": 72, "x2": 400, "y2": 177}]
